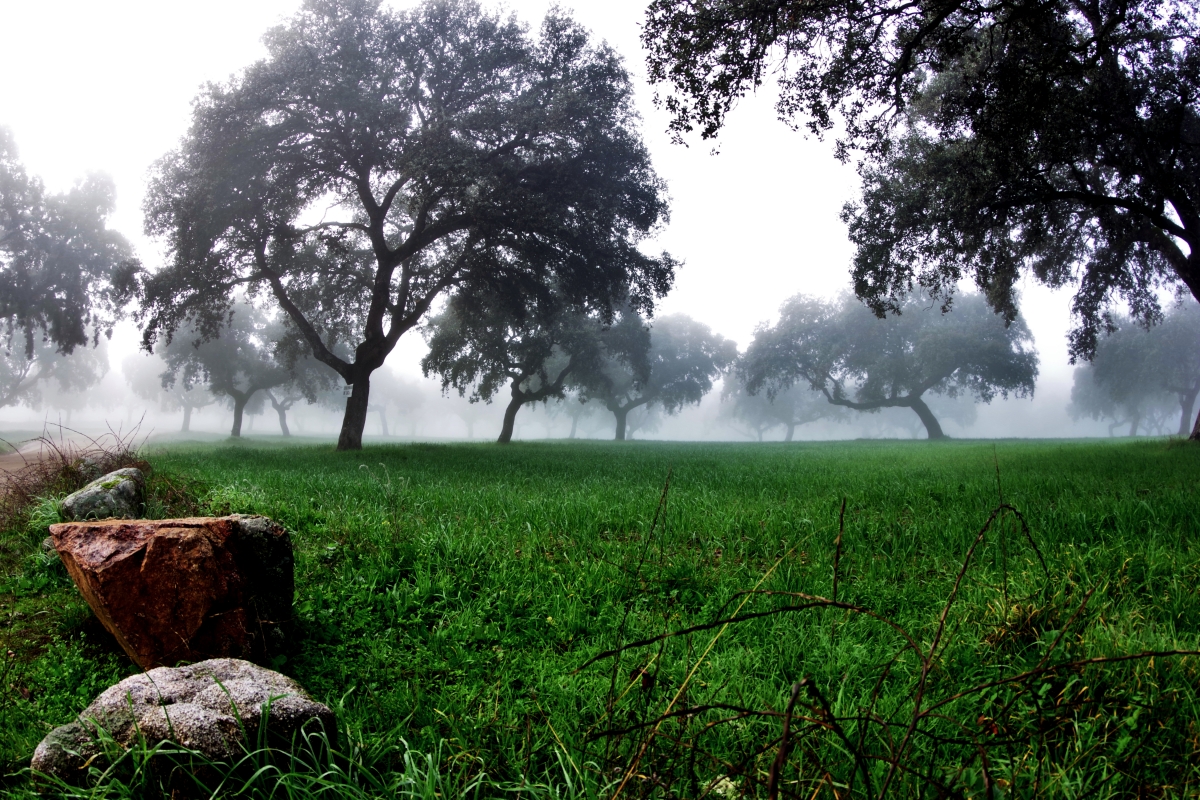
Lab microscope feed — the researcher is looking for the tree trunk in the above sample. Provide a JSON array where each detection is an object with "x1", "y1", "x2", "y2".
[
  {"x1": 230, "y1": 394, "x2": 249, "y2": 437},
  {"x1": 1181, "y1": 381, "x2": 1200, "y2": 436},
  {"x1": 337, "y1": 375, "x2": 371, "y2": 451},
  {"x1": 182, "y1": 404, "x2": 192, "y2": 433},
  {"x1": 1129, "y1": 413, "x2": 1140, "y2": 437},
  {"x1": 275, "y1": 404, "x2": 291, "y2": 437},
  {"x1": 908, "y1": 396, "x2": 947, "y2": 440},
  {"x1": 376, "y1": 408, "x2": 389, "y2": 437},
  {"x1": 785, "y1": 422, "x2": 795, "y2": 442},
  {"x1": 613, "y1": 406, "x2": 629, "y2": 441},
  {"x1": 498, "y1": 391, "x2": 524, "y2": 444},
  {"x1": 1191, "y1": 405, "x2": 1200, "y2": 440}
]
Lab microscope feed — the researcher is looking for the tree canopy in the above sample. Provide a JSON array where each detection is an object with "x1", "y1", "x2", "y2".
[
  {"x1": 0, "y1": 127, "x2": 136, "y2": 359},
  {"x1": 160, "y1": 302, "x2": 338, "y2": 437},
  {"x1": 740, "y1": 292, "x2": 1038, "y2": 439},
  {"x1": 422, "y1": 291, "x2": 606, "y2": 443},
  {"x1": 643, "y1": 0, "x2": 1200, "y2": 435},
  {"x1": 1069, "y1": 302, "x2": 1200, "y2": 436},
  {"x1": 1, "y1": 336, "x2": 108, "y2": 411},
  {"x1": 138, "y1": 0, "x2": 674, "y2": 450},
  {"x1": 576, "y1": 312, "x2": 736, "y2": 440},
  {"x1": 123, "y1": 351, "x2": 216, "y2": 433}
]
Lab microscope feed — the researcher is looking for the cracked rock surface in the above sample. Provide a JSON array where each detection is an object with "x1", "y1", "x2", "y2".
[{"x1": 50, "y1": 515, "x2": 294, "y2": 669}]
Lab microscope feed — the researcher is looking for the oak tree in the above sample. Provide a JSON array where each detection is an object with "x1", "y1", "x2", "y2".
[
  {"x1": 139, "y1": 0, "x2": 673, "y2": 450},
  {"x1": 576, "y1": 312, "x2": 736, "y2": 440},
  {"x1": 422, "y1": 292, "x2": 606, "y2": 443},
  {"x1": 720, "y1": 379, "x2": 846, "y2": 441},
  {"x1": 740, "y1": 292, "x2": 1038, "y2": 439},
  {"x1": 1069, "y1": 302, "x2": 1200, "y2": 436},
  {"x1": 122, "y1": 351, "x2": 216, "y2": 433},
  {"x1": 1, "y1": 126, "x2": 136, "y2": 361},
  {"x1": 643, "y1": 0, "x2": 1200, "y2": 435}
]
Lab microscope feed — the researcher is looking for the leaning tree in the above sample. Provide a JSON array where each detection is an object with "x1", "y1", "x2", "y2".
[
  {"x1": 643, "y1": 0, "x2": 1200, "y2": 437},
  {"x1": 422, "y1": 290, "x2": 606, "y2": 443},
  {"x1": 577, "y1": 312, "x2": 736, "y2": 441},
  {"x1": 740, "y1": 292, "x2": 1038, "y2": 439},
  {"x1": 137, "y1": 0, "x2": 673, "y2": 450}
]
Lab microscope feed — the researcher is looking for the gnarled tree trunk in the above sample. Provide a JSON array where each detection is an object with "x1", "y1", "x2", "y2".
[
  {"x1": 908, "y1": 396, "x2": 947, "y2": 440},
  {"x1": 498, "y1": 390, "x2": 525, "y2": 444}
]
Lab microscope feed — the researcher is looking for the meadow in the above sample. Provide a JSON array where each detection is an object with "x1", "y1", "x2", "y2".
[{"x1": 1, "y1": 437, "x2": 1199, "y2": 797}]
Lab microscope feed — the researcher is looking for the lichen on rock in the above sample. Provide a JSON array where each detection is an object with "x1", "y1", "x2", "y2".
[{"x1": 59, "y1": 468, "x2": 145, "y2": 521}]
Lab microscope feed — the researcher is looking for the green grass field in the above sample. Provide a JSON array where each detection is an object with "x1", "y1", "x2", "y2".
[{"x1": 2, "y1": 438, "x2": 1199, "y2": 797}]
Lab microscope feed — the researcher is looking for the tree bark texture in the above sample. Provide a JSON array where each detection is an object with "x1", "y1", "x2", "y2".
[
  {"x1": 907, "y1": 397, "x2": 947, "y2": 440},
  {"x1": 498, "y1": 391, "x2": 524, "y2": 444},
  {"x1": 230, "y1": 393, "x2": 249, "y2": 438},
  {"x1": 337, "y1": 376, "x2": 371, "y2": 450}
]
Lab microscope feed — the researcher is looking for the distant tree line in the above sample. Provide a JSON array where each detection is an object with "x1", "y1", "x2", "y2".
[{"x1": 3, "y1": 0, "x2": 1200, "y2": 444}]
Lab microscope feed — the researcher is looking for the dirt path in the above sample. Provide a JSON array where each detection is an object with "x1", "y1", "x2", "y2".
[{"x1": 0, "y1": 442, "x2": 47, "y2": 475}]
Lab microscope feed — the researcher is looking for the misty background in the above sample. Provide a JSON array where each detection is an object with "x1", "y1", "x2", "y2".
[{"x1": 0, "y1": 0, "x2": 1161, "y2": 443}]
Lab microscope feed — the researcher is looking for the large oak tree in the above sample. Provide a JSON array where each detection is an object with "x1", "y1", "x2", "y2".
[
  {"x1": 739, "y1": 292, "x2": 1038, "y2": 439},
  {"x1": 643, "y1": 0, "x2": 1200, "y2": 436},
  {"x1": 138, "y1": 0, "x2": 673, "y2": 450}
]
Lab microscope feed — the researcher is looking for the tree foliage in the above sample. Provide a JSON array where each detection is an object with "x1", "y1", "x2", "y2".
[
  {"x1": 138, "y1": 0, "x2": 673, "y2": 450},
  {"x1": 0, "y1": 336, "x2": 108, "y2": 411},
  {"x1": 576, "y1": 312, "x2": 736, "y2": 440},
  {"x1": 422, "y1": 291, "x2": 607, "y2": 443},
  {"x1": 123, "y1": 351, "x2": 216, "y2": 433},
  {"x1": 0, "y1": 127, "x2": 136, "y2": 359},
  {"x1": 1069, "y1": 302, "x2": 1200, "y2": 435},
  {"x1": 740, "y1": 292, "x2": 1038, "y2": 439},
  {"x1": 160, "y1": 302, "x2": 338, "y2": 437},
  {"x1": 643, "y1": 0, "x2": 1200, "y2": 434}
]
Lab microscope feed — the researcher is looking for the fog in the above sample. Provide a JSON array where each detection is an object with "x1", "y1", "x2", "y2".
[{"x1": 0, "y1": 0, "x2": 1172, "y2": 445}]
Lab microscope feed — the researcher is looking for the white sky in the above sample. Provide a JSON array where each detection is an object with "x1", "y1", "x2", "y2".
[{"x1": 0, "y1": 0, "x2": 1083, "y2": 430}]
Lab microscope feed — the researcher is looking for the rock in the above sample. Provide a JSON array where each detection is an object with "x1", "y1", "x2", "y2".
[
  {"x1": 59, "y1": 468, "x2": 145, "y2": 521},
  {"x1": 72, "y1": 455, "x2": 105, "y2": 482},
  {"x1": 31, "y1": 658, "x2": 334, "y2": 782},
  {"x1": 49, "y1": 515, "x2": 293, "y2": 669}
]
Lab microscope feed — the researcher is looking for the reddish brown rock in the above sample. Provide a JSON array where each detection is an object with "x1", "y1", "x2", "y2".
[{"x1": 49, "y1": 515, "x2": 293, "y2": 670}]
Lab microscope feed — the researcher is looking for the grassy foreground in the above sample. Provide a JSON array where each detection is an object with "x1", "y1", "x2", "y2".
[{"x1": 2, "y1": 438, "x2": 1200, "y2": 797}]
